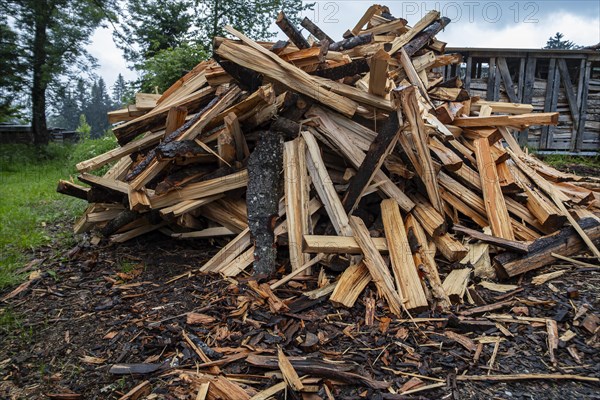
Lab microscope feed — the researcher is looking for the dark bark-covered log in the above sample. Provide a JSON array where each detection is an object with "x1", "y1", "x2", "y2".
[
  {"x1": 452, "y1": 225, "x2": 529, "y2": 254},
  {"x1": 494, "y1": 217, "x2": 600, "y2": 277},
  {"x1": 101, "y1": 210, "x2": 140, "y2": 237},
  {"x1": 87, "y1": 188, "x2": 126, "y2": 204},
  {"x1": 213, "y1": 54, "x2": 263, "y2": 92},
  {"x1": 436, "y1": 76, "x2": 462, "y2": 88},
  {"x1": 342, "y1": 112, "x2": 400, "y2": 214},
  {"x1": 270, "y1": 40, "x2": 290, "y2": 54},
  {"x1": 280, "y1": 93, "x2": 312, "y2": 121},
  {"x1": 301, "y1": 16, "x2": 334, "y2": 43},
  {"x1": 271, "y1": 116, "x2": 301, "y2": 139},
  {"x1": 403, "y1": 17, "x2": 451, "y2": 57},
  {"x1": 329, "y1": 33, "x2": 373, "y2": 52},
  {"x1": 125, "y1": 95, "x2": 223, "y2": 182},
  {"x1": 312, "y1": 58, "x2": 370, "y2": 80},
  {"x1": 56, "y1": 180, "x2": 89, "y2": 200},
  {"x1": 155, "y1": 140, "x2": 212, "y2": 161},
  {"x1": 276, "y1": 11, "x2": 310, "y2": 49},
  {"x1": 247, "y1": 131, "x2": 284, "y2": 276},
  {"x1": 246, "y1": 354, "x2": 389, "y2": 389}
]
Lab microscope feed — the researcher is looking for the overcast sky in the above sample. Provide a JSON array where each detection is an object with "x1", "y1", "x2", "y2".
[{"x1": 88, "y1": 0, "x2": 600, "y2": 90}]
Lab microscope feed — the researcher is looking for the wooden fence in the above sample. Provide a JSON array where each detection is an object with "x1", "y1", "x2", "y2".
[{"x1": 444, "y1": 48, "x2": 600, "y2": 153}]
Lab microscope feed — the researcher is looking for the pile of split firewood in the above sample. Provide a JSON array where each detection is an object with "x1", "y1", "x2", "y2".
[{"x1": 59, "y1": 5, "x2": 600, "y2": 315}]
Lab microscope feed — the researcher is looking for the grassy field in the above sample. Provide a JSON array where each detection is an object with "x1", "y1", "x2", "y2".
[{"x1": 0, "y1": 136, "x2": 117, "y2": 289}]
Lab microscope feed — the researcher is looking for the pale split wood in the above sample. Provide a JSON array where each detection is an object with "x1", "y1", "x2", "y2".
[
  {"x1": 330, "y1": 261, "x2": 372, "y2": 308},
  {"x1": 368, "y1": 49, "x2": 390, "y2": 97},
  {"x1": 200, "y1": 228, "x2": 252, "y2": 273},
  {"x1": 381, "y1": 199, "x2": 427, "y2": 311},
  {"x1": 302, "y1": 130, "x2": 353, "y2": 237},
  {"x1": 149, "y1": 170, "x2": 248, "y2": 209},
  {"x1": 474, "y1": 138, "x2": 515, "y2": 240},
  {"x1": 284, "y1": 138, "x2": 311, "y2": 272},
  {"x1": 442, "y1": 268, "x2": 472, "y2": 303},
  {"x1": 277, "y1": 347, "x2": 304, "y2": 391},
  {"x1": 398, "y1": 86, "x2": 444, "y2": 215},
  {"x1": 349, "y1": 216, "x2": 403, "y2": 316},
  {"x1": 404, "y1": 214, "x2": 451, "y2": 310}
]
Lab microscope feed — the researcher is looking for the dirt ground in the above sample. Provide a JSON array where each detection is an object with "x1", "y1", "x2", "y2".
[{"x1": 1, "y1": 224, "x2": 599, "y2": 399}]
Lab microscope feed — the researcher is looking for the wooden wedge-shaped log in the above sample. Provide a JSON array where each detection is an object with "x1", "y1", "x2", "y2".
[{"x1": 349, "y1": 216, "x2": 403, "y2": 316}]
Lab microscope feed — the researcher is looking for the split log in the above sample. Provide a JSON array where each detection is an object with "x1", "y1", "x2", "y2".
[
  {"x1": 342, "y1": 111, "x2": 400, "y2": 214},
  {"x1": 301, "y1": 17, "x2": 334, "y2": 43},
  {"x1": 349, "y1": 216, "x2": 404, "y2": 316},
  {"x1": 313, "y1": 59, "x2": 370, "y2": 80},
  {"x1": 276, "y1": 11, "x2": 310, "y2": 49},
  {"x1": 247, "y1": 131, "x2": 283, "y2": 275},
  {"x1": 494, "y1": 217, "x2": 600, "y2": 277},
  {"x1": 474, "y1": 137, "x2": 514, "y2": 240},
  {"x1": 381, "y1": 199, "x2": 427, "y2": 311},
  {"x1": 329, "y1": 33, "x2": 373, "y2": 52},
  {"x1": 403, "y1": 17, "x2": 451, "y2": 57},
  {"x1": 452, "y1": 225, "x2": 529, "y2": 253}
]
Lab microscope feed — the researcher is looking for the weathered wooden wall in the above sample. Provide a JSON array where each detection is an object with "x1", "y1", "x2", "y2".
[{"x1": 444, "y1": 48, "x2": 600, "y2": 152}]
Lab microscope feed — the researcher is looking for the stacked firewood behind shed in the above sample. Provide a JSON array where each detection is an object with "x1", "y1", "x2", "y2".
[{"x1": 58, "y1": 5, "x2": 600, "y2": 315}]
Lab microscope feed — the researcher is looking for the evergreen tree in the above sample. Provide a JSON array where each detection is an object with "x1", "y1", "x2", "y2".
[
  {"x1": 6, "y1": 0, "x2": 115, "y2": 144},
  {"x1": 139, "y1": 43, "x2": 207, "y2": 92},
  {"x1": 0, "y1": 14, "x2": 27, "y2": 122},
  {"x1": 544, "y1": 32, "x2": 581, "y2": 50},
  {"x1": 114, "y1": 0, "x2": 196, "y2": 69},
  {"x1": 49, "y1": 84, "x2": 80, "y2": 130},
  {"x1": 84, "y1": 77, "x2": 113, "y2": 137},
  {"x1": 111, "y1": 73, "x2": 128, "y2": 108},
  {"x1": 195, "y1": 0, "x2": 314, "y2": 46}
]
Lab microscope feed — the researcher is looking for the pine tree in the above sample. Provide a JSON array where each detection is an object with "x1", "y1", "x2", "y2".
[
  {"x1": 544, "y1": 32, "x2": 580, "y2": 50},
  {"x1": 6, "y1": 0, "x2": 115, "y2": 144},
  {"x1": 0, "y1": 14, "x2": 26, "y2": 122},
  {"x1": 85, "y1": 78, "x2": 113, "y2": 137},
  {"x1": 111, "y1": 73, "x2": 127, "y2": 108}
]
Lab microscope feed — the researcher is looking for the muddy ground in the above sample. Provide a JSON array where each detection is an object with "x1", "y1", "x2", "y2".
[{"x1": 1, "y1": 224, "x2": 599, "y2": 399}]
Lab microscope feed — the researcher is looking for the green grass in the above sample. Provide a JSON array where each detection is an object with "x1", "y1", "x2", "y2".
[
  {"x1": 540, "y1": 154, "x2": 600, "y2": 170},
  {"x1": 0, "y1": 135, "x2": 118, "y2": 289}
]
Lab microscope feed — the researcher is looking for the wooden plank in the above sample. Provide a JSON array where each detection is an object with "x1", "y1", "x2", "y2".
[
  {"x1": 149, "y1": 170, "x2": 248, "y2": 209},
  {"x1": 284, "y1": 138, "x2": 311, "y2": 272},
  {"x1": 540, "y1": 58, "x2": 559, "y2": 149},
  {"x1": 349, "y1": 216, "x2": 403, "y2": 316},
  {"x1": 399, "y1": 86, "x2": 443, "y2": 214},
  {"x1": 303, "y1": 131, "x2": 352, "y2": 237},
  {"x1": 574, "y1": 61, "x2": 591, "y2": 151},
  {"x1": 342, "y1": 111, "x2": 400, "y2": 214},
  {"x1": 452, "y1": 225, "x2": 529, "y2": 253},
  {"x1": 404, "y1": 214, "x2": 451, "y2": 310},
  {"x1": 474, "y1": 138, "x2": 514, "y2": 240},
  {"x1": 519, "y1": 55, "x2": 537, "y2": 146},
  {"x1": 486, "y1": 57, "x2": 496, "y2": 101},
  {"x1": 200, "y1": 228, "x2": 251, "y2": 273},
  {"x1": 453, "y1": 113, "x2": 559, "y2": 128},
  {"x1": 497, "y1": 57, "x2": 518, "y2": 103},
  {"x1": 368, "y1": 49, "x2": 390, "y2": 96},
  {"x1": 381, "y1": 199, "x2": 427, "y2": 311},
  {"x1": 303, "y1": 235, "x2": 387, "y2": 254},
  {"x1": 470, "y1": 100, "x2": 533, "y2": 115},
  {"x1": 76, "y1": 130, "x2": 164, "y2": 173},
  {"x1": 557, "y1": 58, "x2": 579, "y2": 131},
  {"x1": 224, "y1": 112, "x2": 249, "y2": 161},
  {"x1": 432, "y1": 233, "x2": 468, "y2": 262}
]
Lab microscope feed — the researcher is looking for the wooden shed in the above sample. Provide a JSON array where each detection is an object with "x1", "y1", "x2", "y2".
[{"x1": 443, "y1": 48, "x2": 600, "y2": 153}]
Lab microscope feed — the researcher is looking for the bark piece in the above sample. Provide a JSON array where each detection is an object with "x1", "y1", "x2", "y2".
[{"x1": 247, "y1": 131, "x2": 283, "y2": 276}]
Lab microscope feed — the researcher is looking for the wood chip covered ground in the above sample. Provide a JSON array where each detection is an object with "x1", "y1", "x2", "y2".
[{"x1": 10, "y1": 3, "x2": 597, "y2": 398}]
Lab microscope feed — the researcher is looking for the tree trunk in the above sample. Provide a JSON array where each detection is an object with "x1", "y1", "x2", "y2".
[{"x1": 31, "y1": 1, "x2": 50, "y2": 145}]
